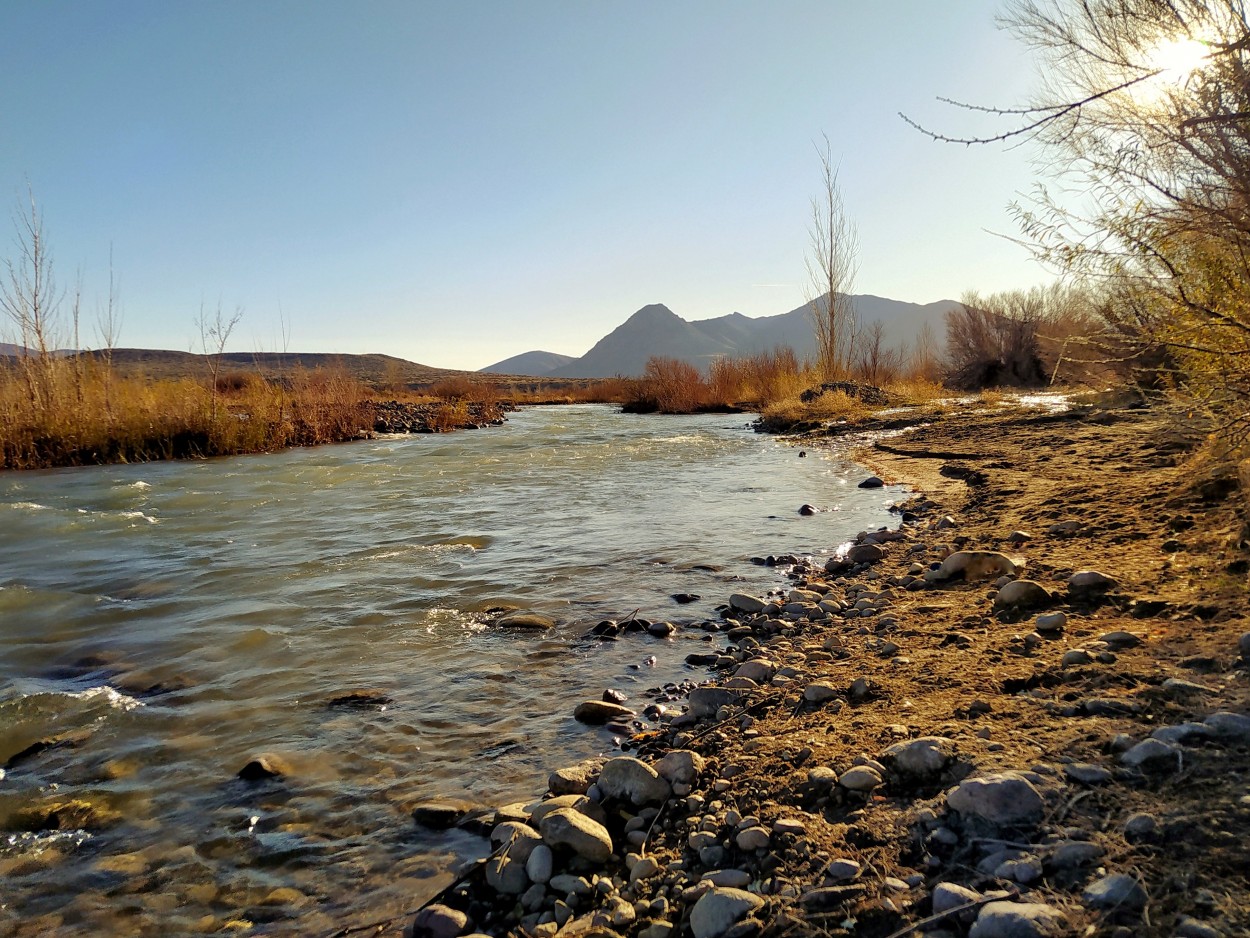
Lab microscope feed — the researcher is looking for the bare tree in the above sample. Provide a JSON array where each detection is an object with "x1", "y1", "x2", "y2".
[
  {"x1": 854, "y1": 321, "x2": 905, "y2": 386},
  {"x1": 1, "y1": 190, "x2": 65, "y2": 410},
  {"x1": 806, "y1": 135, "x2": 860, "y2": 382},
  {"x1": 903, "y1": 0, "x2": 1250, "y2": 435},
  {"x1": 95, "y1": 246, "x2": 123, "y2": 424},
  {"x1": 196, "y1": 301, "x2": 243, "y2": 425}
]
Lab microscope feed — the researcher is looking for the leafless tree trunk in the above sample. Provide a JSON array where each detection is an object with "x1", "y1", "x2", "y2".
[{"x1": 806, "y1": 135, "x2": 860, "y2": 382}]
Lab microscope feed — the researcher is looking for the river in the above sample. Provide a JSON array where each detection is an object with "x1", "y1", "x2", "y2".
[{"x1": 0, "y1": 404, "x2": 905, "y2": 937}]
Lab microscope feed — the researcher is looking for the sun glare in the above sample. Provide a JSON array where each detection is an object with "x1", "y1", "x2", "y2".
[{"x1": 1150, "y1": 36, "x2": 1209, "y2": 81}]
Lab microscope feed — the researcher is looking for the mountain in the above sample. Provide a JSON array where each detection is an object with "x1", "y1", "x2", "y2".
[
  {"x1": 479, "y1": 350, "x2": 576, "y2": 376},
  {"x1": 544, "y1": 294, "x2": 959, "y2": 378}
]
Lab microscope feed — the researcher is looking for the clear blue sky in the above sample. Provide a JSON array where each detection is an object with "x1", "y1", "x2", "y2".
[{"x1": 1, "y1": 1, "x2": 1049, "y2": 370}]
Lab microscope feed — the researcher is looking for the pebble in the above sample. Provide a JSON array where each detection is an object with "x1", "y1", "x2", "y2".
[
  {"x1": 1062, "y1": 648, "x2": 1095, "y2": 666},
  {"x1": 1123, "y1": 812, "x2": 1158, "y2": 841},
  {"x1": 838, "y1": 765, "x2": 883, "y2": 792},
  {"x1": 1034, "y1": 612, "x2": 1066, "y2": 632},
  {"x1": 803, "y1": 681, "x2": 839, "y2": 704},
  {"x1": 1175, "y1": 916, "x2": 1223, "y2": 938},
  {"x1": 993, "y1": 580, "x2": 1052, "y2": 609},
  {"x1": 735, "y1": 827, "x2": 770, "y2": 851},
  {"x1": 932, "y1": 881, "x2": 982, "y2": 915},
  {"x1": 823, "y1": 858, "x2": 861, "y2": 882},
  {"x1": 1048, "y1": 841, "x2": 1102, "y2": 870},
  {"x1": 525, "y1": 844, "x2": 553, "y2": 884},
  {"x1": 1083, "y1": 873, "x2": 1148, "y2": 910},
  {"x1": 1063, "y1": 763, "x2": 1112, "y2": 785}
]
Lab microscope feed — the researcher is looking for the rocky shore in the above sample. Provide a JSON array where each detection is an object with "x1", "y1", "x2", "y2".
[
  {"x1": 369, "y1": 400, "x2": 513, "y2": 434},
  {"x1": 401, "y1": 399, "x2": 1250, "y2": 938}
]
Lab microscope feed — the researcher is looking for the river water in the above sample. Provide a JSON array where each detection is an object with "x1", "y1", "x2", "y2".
[{"x1": 0, "y1": 405, "x2": 904, "y2": 937}]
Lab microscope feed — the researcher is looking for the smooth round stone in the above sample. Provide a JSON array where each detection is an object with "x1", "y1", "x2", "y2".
[
  {"x1": 1083, "y1": 873, "x2": 1147, "y2": 910},
  {"x1": 838, "y1": 766, "x2": 883, "y2": 792},
  {"x1": 734, "y1": 827, "x2": 770, "y2": 851},
  {"x1": 1034, "y1": 612, "x2": 1067, "y2": 632}
]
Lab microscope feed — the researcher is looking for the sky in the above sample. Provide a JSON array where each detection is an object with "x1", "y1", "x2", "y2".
[{"x1": 1, "y1": 2, "x2": 1054, "y2": 371}]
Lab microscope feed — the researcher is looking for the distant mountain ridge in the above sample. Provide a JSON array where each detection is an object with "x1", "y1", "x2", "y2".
[
  {"x1": 495, "y1": 294, "x2": 958, "y2": 379},
  {"x1": 479, "y1": 350, "x2": 576, "y2": 376}
]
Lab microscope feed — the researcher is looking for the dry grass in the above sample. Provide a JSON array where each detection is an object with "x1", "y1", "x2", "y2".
[{"x1": 0, "y1": 355, "x2": 371, "y2": 470}]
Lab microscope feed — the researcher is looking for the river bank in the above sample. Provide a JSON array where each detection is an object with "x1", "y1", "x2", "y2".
[{"x1": 403, "y1": 397, "x2": 1250, "y2": 938}]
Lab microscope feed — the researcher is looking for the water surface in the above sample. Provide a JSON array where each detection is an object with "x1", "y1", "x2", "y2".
[{"x1": 0, "y1": 405, "x2": 904, "y2": 936}]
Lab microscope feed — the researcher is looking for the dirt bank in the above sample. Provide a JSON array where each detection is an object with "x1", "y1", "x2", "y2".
[{"x1": 395, "y1": 397, "x2": 1250, "y2": 938}]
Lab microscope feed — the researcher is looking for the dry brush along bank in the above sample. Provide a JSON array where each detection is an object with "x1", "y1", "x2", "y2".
[{"x1": 380, "y1": 402, "x2": 1249, "y2": 938}]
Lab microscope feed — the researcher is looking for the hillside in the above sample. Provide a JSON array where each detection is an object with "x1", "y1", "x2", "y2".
[
  {"x1": 543, "y1": 293, "x2": 958, "y2": 378},
  {"x1": 479, "y1": 350, "x2": 576, "y2": 376}
]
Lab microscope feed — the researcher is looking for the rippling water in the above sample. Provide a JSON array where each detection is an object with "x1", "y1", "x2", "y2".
[{"x1": 0, "y1": 405, "x2": 905, "y2": 936}]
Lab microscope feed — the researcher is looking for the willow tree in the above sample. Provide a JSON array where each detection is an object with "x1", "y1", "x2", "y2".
[
  {"x1": 906, "y1": 0, "x2": 1250, "y2": 438},
  {"x1": 806, "y1": 136, "x2": 860, "y2": 382}
]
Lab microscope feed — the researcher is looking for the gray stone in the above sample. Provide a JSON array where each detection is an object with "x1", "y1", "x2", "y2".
[
  {"x1": 702, "y1": 869, "x2": 751, "y2": 888},
  {"x1": 525, "y1": 793, "x2": 607, "y2": 827},
  {"x1": 804, "y1": 681, "x2": 840, "y2": 704},
  {"x1": 1068, "y1": 570, "x2": 1116, "y2": 592},
  {"x1": 411, "y1": 799, "x2": 477, "y2": 829},
  {"x1": 1063, "y1": 763, "x2": 1112, "y2": 785},
  {"x1": 689, "y1": 887, "x2": 765, "y2": 938},
  {"x1": 734, "y1": 659, "x2": 775, "y2": 683},
  {"x1": 823, "y1": 858, "x2": 861, "y2": 882},
  {"x1": 947, "y1": 772, "x2": 1046, "y2": 827},
  {"x1": 1203, "y1": 711, "x2": 1250, "y2": 740},
  {"x1": 538, "y1": 807, "x2": 613, "y2": 862},
  {"x1": 932, "y1": 882, "x2": 982, "y2": 915},
  {"x1": 969, "y1": 901, "x2": 1066, "y2": 937},
  {"x1": 1034, "y1": 612, "x2": 1067, "y2": 632},
  {"x1": 654, "y1": 750, "x2": 704, "y2": 786},
  {"x1": 1047, "y1": 520, "x2": 1082, "y2": 536},
  {"x1": 525, "y1": 843, "x2": 553, "y2": 884},
  {"x1": 838, "y1": 765, "x2": 883, "y2": 792},
  {"x1": 485, "y1": 853, "x2": 530, "y2": 894},
  {"x1": 994, "y1": 580, "x2": 1052, "y2": 609},
  {"x1": 573, "y1": 700, "x2": 635, "y2": 725},
  {"x1": 1241, "y1": 632, "x2": 1250, "y2": 660},
  {"x1": 1162, "y1": 677, "x2": 1216, "y2": 697},
  {"x1": 728, "y1": 594, "x2": 766, "y2": 615},
  {"x1": 1048, "y1": 841, "x2": 1102, "y2": 870},
  {"x1": 490, "y1": 821, "x2": 543, "y2": 861},
  {"x1": 549, "y1": 759, "x2": 602, "y2": 795},
  {"x1": 688, "y1": 687, "x2": 742, "y2": 719},
  {"x1": 1083, "y1": 873, "x2": 1147, "y2": 910},
  {"x1": 933, "y1": 550, "x2": 1021, "y2": 582},
  {"x1": 629, "y1": 856, "x2": 662, "y2": 882},
  {"x1": 1175, "y1": 916, "x2": 1222, "y2": 938},
  {"x1": 882, "y1": 736, "x2": 954, "y2": 779},
  {"x1": 1062, "y1": 649, "x2": 1095, "y2": 666},
  {"x1": 735, "y1": 826, "x2": 769, "y2": 851},
  {"x1": 497, "y1": 612, "x2": 556, "y2": 630},
  {"x1": 597, "y1": 756, "x2": 671, "y2": 806},
  {"x1": 548, "y1": 873, "x2": 592, "y2": 896},
  {"x1": 1123, "y1": 812, "x2": 1158, "y2": 841},
  {"x1": 847, "y1": 543, "x2": 885, "y2": 564},
  {"x1": 1120, "y1": 738, "x2": 1182, "y2": 770},
  {"x1": 858, "y1": 476, "x2": 885, "y2": 489},
  {"x1": 1151, "y1": 722, "x2": 1211, "y2": 744},
  {"x1": 412, "y1": 904, "x2": 468, "y2": 938},
  {"x1": 1099, "y1": 630, "x2": 1142, "y2": 648}
]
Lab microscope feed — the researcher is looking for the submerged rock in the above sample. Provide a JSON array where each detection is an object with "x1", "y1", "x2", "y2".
[
  {"x1": 496, "y1": 612, "x2": 556, "y2": 630},
  {"x1": 237, "y1": 753, "x2": 292, "y2": 782},
  {"x1": 573, "y1": 700, "x2": 635, "y2": 725}
]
